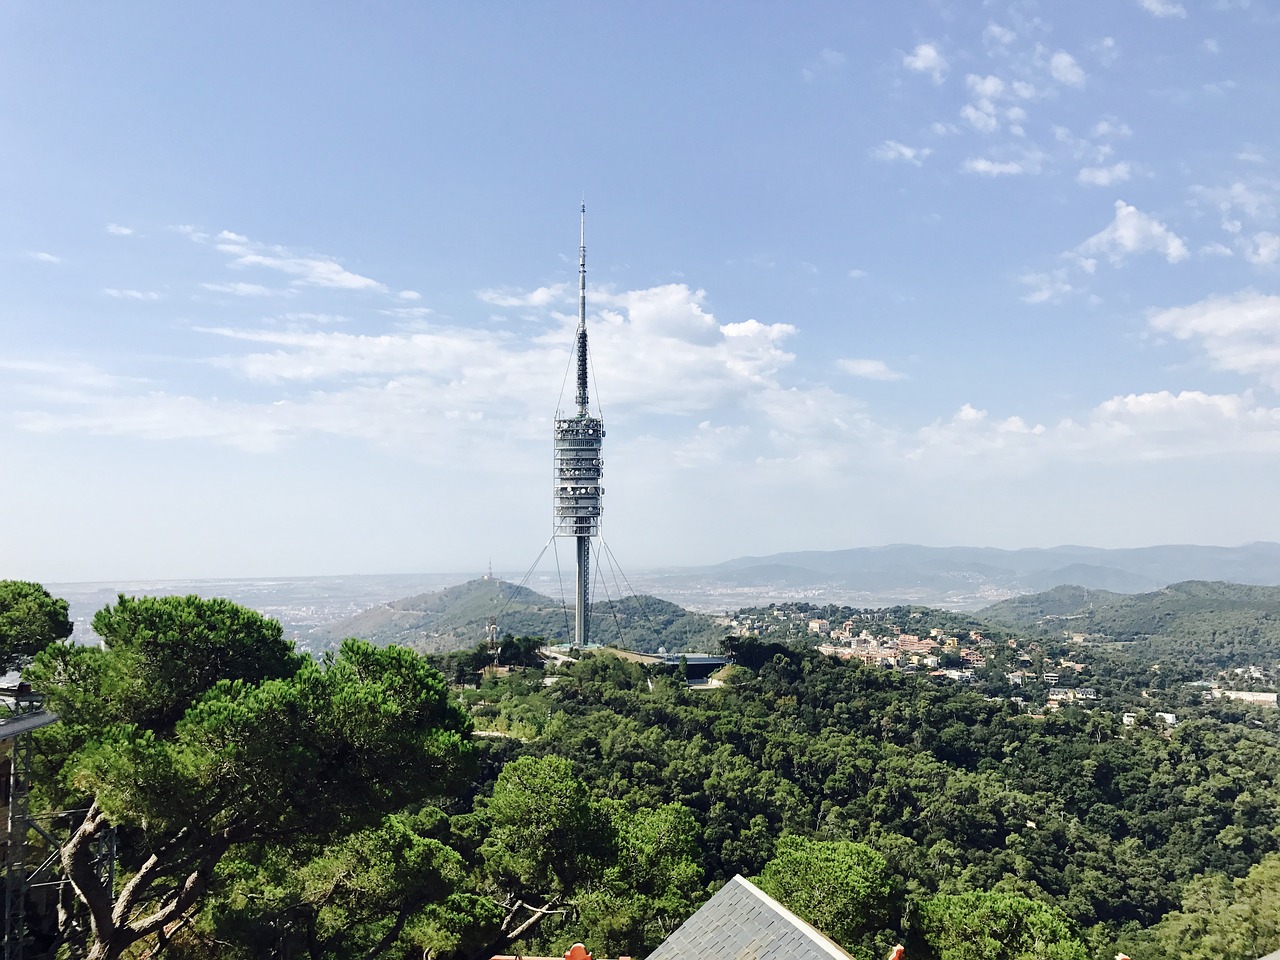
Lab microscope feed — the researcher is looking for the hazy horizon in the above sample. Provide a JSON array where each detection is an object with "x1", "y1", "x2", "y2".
[{"x1": 39, "y1": 538, "x2": 1280, "y2": 590}]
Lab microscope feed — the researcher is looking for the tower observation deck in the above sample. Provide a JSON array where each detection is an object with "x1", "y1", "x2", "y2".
[{"x1": 554, "y1": 205, "x2": 604, "y2": 647}]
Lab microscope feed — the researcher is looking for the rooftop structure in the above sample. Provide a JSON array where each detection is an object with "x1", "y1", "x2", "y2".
[{"x1": 646, "y1": 874, "x2": 859, "y2": 960}]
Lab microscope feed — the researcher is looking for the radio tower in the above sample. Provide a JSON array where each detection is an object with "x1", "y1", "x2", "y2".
[{"x1": 553, "y1": 204, "x2": 604, "y2": 647}]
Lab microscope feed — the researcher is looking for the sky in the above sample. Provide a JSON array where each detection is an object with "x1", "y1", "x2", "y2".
[{"x1": 3, "y1": 1, "x2": 1280, "y2": 583}]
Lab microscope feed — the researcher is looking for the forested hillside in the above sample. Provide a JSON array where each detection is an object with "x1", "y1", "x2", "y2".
[
  {"x1": 982, "y1": 580, "x2": 1280, "y2": 670},
  {"x1": 5, "y1": 582, "x2": 1278, "y2": 960},
  {"x1": 306, "y1": 578, "x2": 722, "y2": 655}
]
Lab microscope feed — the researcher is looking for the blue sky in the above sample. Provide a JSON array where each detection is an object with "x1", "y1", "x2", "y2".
[{"x1": 4, "y1": 1, "x2": 1280, "y2": 582}]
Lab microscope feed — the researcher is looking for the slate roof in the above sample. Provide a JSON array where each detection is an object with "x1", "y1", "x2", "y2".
[{"x1": 646, "y1": 875, "x2": 855, "y2": 960}]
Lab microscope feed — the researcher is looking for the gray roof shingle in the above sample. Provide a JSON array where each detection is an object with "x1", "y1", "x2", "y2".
[{"x1": 646, "y1": 875, "x2": 855, "y2": 960}]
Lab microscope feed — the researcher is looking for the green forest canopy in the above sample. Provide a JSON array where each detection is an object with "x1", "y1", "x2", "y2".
[{"x1": 6, "y1": 583, "x2": 1279, "y2": 960}]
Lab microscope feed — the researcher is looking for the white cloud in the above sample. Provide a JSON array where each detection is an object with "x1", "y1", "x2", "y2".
[
  {"x1": 184, "y1": 283, "x2": 800, "y2": 422},
  {"x1": 1074, "y1": 391, "x2": 1280, "y2": 458},
  {"x1": 961, "y1": 104, "x2": 999, "y2": 133},
  {"x1": 398, "y1": 290, "x2": 421, "y2": 301},
  {"x1": 1092, "y1": 117, "x2": 1132, "y2": 139},
  {"x1": 1243, "y1": 232, "x2": 1280, "y2": 266},
  {"x1": 873, "y1": 140, "x2": 932, "y2": 166},
  {"x1": 913, "y1": 390, "x2": 1280, "y2": 464},
  {"x1": 1148, "y1": 292, "x2": 1280, "y2": 387},
  {"x1": 848, "y1": 268, "x2": 867, "y2": 279},
  {"x1": 106, "y1": 224, "x2": 134, "y2": 236},
  {"x1": 30, "y1": 252, "x2": 61, "y2": 263},
  {"x1": 963, "y1": 158, "x2": 1026, "y2": 176},
  {"x1": 913, "y1": 404, "x2": 1046, "y2": 459},
  {"x1": 966, "y1": 74, "x2": 1005, "y2": 99},
  {"x1": 903, "y1": 43, "x2": 948, "y2": 83},
  {"x1": 5, "y1": 280, "x2": 839, "y2": 473},
  {"x1": 1049, "y1": 51, "x2": 1087, "y2": 87},
  {"x1": 1074, "y1": 200, "x2": 1189, "y2": 265},
  {"x1": 838, "y1": 358, "x2": 906, "y2": 381},
  {"x1": 1191, "y1": 180, "x2": 1278, "y2": 224},
  {"x1": 1205, "y1": 38, "x2": 1220, "y2": 54},
  {"x1": 1139, "y1": 0, "x2": 1188, "y2": 17},
  {"x1": 201, "y1": 282, "x2": 293, "y2": 297},
  {"x1": 1078, "y1": 162, "x2": 1132, "y2": 186},
  {"x1": 104, "y1": 288, "x2": 162, "y2": 300}
]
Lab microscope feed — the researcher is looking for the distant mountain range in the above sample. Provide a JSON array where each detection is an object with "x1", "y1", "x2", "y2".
[
  {"x1": 55, "y1": 543, "x2": 1280, "y2": 651},
  {"x1": 648, "y1": 542, "x2": 1280, "y2": 610}
]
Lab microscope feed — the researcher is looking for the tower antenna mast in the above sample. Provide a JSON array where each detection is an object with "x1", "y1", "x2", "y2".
[
  {"x1": 553, "y1": 203, "x2": 604, "y2": 647},
  {"x1": 576, "y1": 202, "x2": 589, "y2": 414}
]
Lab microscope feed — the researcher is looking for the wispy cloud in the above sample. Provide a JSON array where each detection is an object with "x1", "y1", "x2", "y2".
[
  {"x1": 218, "y1": 234, "x2": 386, "y2": 291},
  {"x1": 478, "y1": 284, "x2": 568, "y2": 308},
  {"x1": 1092, "y1": 118, "x2": 1132, "y2": 139},
  {"x1": 30, "y1": 251, "x2": 61, "y2": 264},
  {"x1": 802, "y1": 48, "x2": 845, "y2": 82},
  {"x1": 1138, "y1": 0, "x2": 1188, "y2": 17},
  {"x1": 839, "y1": 358, "x2": 907, "y2": 381},
  {"x1": 180, "y1": 227, "x2": 388, "y2": 292},
  {"x1": 963, "y1": 157, "x2": 1028, "y2": 176},
  {"x1": 1190, "y1": 178, "x2": 1278, "y2": 226},
  {"x1": 873, "y1": 140, "x2": 932, "y2": 166},
  {"x1": 104, "y1": 288, "x2": 162, "y2": 301},
  {"x1": 1077, "y1": 162, "x2": 1131, "y2": 186},
  {"x1": 106, "y1": 223, "x2": 134, "y2": 236},
  {"x1": 983, "y1": 23, "x2": 1016, "y2": 46},
  {"x1": 201, "y1": 282, "x2": 294, "y2": 297},
  {"x1": 1021, "y1": 270, "x2": 1074, "y2": 304}
]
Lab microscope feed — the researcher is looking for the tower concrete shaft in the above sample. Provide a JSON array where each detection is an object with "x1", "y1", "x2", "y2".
[{"x1": 553, "y1": 204, "x2": 603, "y2": 647}]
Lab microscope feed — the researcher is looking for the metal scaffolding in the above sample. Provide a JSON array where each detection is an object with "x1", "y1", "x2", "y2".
[{"x1": 2, "y1": 688, "x2": 113, "y2": 960}]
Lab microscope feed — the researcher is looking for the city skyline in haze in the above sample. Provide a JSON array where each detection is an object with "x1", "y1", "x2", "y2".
[{"x1": 3, "y1": 2, "x2": 1280, "y2": 582}]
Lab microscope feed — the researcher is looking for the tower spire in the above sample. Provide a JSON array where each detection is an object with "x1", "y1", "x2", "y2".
[
  {"x1": 576, "y1": 201, "x2": 589, "y2": 415},
  {"x1": 554, "y1": 204, "x2": 604, "y2": 648}
]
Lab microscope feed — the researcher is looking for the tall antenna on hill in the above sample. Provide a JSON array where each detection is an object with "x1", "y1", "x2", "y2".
[{"x1": 553, "y1": 203, "x2": 604, "y2": 647}]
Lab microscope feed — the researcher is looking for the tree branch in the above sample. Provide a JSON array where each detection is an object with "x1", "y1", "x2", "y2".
[
  {"x1": 469, "y1": 899, "x2": 565, "y2": 960},
  {"x1": 60, "y1": 803, "x2": 116, "y2": 947}
]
